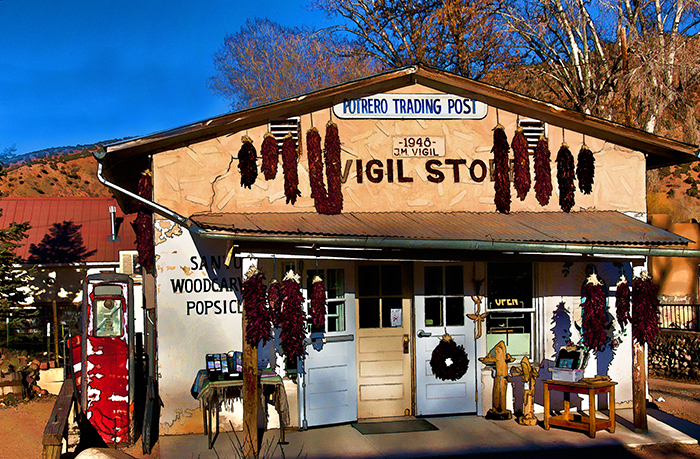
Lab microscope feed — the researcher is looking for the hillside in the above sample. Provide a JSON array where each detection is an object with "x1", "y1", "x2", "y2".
[
  {"x1": 0, "y1": 147, "x2": 112, "y2": 198},
  {"x1": 647, "y1": 164, "x2": 700, "y2": 222}
]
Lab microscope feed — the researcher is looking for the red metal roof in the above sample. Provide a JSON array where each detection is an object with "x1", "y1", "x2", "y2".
[
  {"x1": 190, "y1": 210, "x2": 691, "y2": 247},
  {"x1": 0, "y1": 197, "x2": 137, "y2": 263}
]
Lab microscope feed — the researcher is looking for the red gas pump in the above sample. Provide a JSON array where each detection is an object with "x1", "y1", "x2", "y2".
[{"x1": 81, "y1": 272, "x2": 135, "y2": 444}]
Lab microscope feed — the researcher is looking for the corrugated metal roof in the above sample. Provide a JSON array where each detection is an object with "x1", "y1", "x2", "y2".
[
  {"x1": 190, "y1": 211, "x2": 691, "y2": 247},
  {"x1": 0, "y1": 197, "x2": 137, "y2": 263}
]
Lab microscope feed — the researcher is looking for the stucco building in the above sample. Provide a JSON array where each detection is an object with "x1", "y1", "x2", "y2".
[{"x1": 95, "y1": 66, "x2": 699, "y2": 436}]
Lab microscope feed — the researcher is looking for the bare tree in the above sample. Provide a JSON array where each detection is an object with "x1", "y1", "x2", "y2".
[
  {"x1": 314, "y1": 0, "x2": 518, "y2": 80},
  {"x1": 209, "y1": 18, "x2": 379, "y2": 110},
  {"x1": 499, "y1": 0, "x2": 700, "y2": 139}
]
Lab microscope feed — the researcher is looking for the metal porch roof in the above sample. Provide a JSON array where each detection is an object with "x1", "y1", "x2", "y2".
[{"x1": 190, "y1": 210, "x2": 691, "y2": 250}]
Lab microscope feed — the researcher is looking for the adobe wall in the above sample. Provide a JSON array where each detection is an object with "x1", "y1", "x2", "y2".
[{"x1": 151, "y1": 85, "x2": 646, "y2": 219}]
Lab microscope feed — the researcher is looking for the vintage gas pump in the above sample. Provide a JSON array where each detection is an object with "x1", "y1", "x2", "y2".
[{"x1": 81, "y1": 272, "x2": 135, "y2": 444}]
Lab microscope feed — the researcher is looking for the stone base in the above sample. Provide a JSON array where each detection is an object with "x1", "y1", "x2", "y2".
[{"x1": 485, "y1": 408, "x2": 512, "y2": 420}]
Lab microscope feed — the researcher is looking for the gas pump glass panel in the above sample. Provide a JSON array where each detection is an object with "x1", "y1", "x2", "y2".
[
  {"x1": 93, "y1": 284, "x2": 125, "y2": 338},
  {"x1": 486, "y1": 262, "x2": 533, "y2": 358}
]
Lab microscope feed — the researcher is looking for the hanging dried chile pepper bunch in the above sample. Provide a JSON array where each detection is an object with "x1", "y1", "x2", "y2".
[
  {"x1": 632, "y1": 272, "x2": 661, "y2": 345},
  {"x1": 492, "y1": 124, "x2": 511, "y2": 214},
  {"x1": 615, "y1": 275, "x2": 631, "y2": 331},
  {"x1": 260, "y1": 132, "x2": 279, "y2": 180},
  {"x1": 268, "y1": 279, "x2": 282, "y2": 328},
  {"x1": 556, "y1": 142, "x2": 576, "y2": 212},
  {"x1": 581, "y1": 273, "x2": 608, "y2": 351},
  {"x1": 306, "y1": 127, "x2": 329, "y2": 212},
  {"x1": 324, "y1": 120, "x2": 343, "y2": 214},
  {"x1": 242, "y1": 267, "x2": 272, "y2": 347},
  {"x1": 576, "y1": 144, "x2": 595, "y2": 194},
  {"x1": 237, "y1": 136, "x2": 258, "y2": 189},
  {"x1": 430, "y1": 333, "x2": 469, "y2": 381},
  {"x1": 279, "y1": 270, "x2": 307, "y2": 360},
  {"x1": 534, "y1": 135, "x2": 553, "y2": 206},
  {"x1": 131, "y1": 170, "x2": 155, "y2": 274},
  {"x1": 310, "y1": 276, "x2": 326, "y2": 329},
  {"x1": 512, "y1": 126, "x2": 531, "y2": 201},
  {"x1": 281, "y1": 134, "x2": 301, "y2": 205}
]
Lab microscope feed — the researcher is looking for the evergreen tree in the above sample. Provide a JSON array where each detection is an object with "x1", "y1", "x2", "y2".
[
  {"x1": 0, "y1": 211, "x2": 31, "y2": 307},
  {"x1": 0, "y1": 211, "x2": 33, "y2": 349}
]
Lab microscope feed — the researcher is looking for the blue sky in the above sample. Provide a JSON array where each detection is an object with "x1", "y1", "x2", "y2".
[{"x1": 0, "y1": 0, "x2": 330, "y2": 155}]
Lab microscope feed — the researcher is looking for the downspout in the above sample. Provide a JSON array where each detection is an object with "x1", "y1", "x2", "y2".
[{"x1": 96, "y1": 161, "x2": 199, "y2": 233}]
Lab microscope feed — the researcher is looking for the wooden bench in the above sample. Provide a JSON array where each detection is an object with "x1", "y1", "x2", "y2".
[{"x1": 42, "y1": 378, "x2": 76, "y2": 459}]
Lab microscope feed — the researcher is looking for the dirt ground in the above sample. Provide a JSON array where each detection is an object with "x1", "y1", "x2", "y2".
[{"x1": 2, "y1": 378, "x2": 700, "y2": 459}]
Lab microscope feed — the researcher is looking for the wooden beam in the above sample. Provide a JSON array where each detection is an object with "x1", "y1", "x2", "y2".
[
  {"x1": 632, "y1": 341, "x2": 648, "y2": 432},
  {"x1": 241, "y1": 302, "x2": 259, "y2": 458}
]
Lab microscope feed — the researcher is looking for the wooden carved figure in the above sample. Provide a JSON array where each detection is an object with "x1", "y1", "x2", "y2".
[
  {"x1": 479, "y1": 340, "x2": 515, "y2": 420},
  {"x1": 510, "y1": 356, "x2": 539, "y2": 426}
]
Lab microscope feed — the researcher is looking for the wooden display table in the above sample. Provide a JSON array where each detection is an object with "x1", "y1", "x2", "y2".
[
  {"x1": 543, "y1": 378, "x2": 617, "y2": 438},
  {"x1": 194, "y1": 376, "x2": 289, "y2": 449}
]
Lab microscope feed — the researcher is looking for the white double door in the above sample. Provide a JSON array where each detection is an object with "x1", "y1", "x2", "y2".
[{"x1": 414, "y1": 263, "x2": 478, "y2": 416}]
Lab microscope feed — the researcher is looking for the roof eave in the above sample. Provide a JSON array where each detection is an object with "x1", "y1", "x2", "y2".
[{"x1": 196, "y1": 229, "x2": 699, "y2": 257}]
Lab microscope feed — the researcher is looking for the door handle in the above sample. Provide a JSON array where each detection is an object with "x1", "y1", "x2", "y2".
[
  {"x1": 403, "y1": 335, "x2": 409, "y2": 354},
  {"x1": 417, "y1": 329, "x2": 432, "y2": 338}
]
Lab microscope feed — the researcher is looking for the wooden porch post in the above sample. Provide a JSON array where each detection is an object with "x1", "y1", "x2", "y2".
[
  {"x1": 242, "y1": 303, "x2": 260, "y2": 458},
  {"x1": 632, "y1": 341, "x2": 648, "y2": 432}
]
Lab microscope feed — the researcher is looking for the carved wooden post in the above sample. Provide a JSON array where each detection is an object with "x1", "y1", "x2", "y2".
[
  {"x1": 632, "y1": 341, "x2": 647, "y2": 432},
  {"x1": 242, "y1": 302, "x2": 259, "y2": 458}
]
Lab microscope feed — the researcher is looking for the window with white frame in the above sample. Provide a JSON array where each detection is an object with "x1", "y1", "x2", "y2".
[
  {"x1": 486, "y1": 262, "x2": 534, "y2": 358},
  {"x1": 423, "y1": 265, "x2": 465, "y2": 327},
  {"x1": 306, "y1": 268, "x2": 346, "y2": 333}
]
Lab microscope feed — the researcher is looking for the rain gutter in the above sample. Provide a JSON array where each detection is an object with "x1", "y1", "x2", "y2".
[
  {"x1": 96, "y1": 161, "x2": 200, "y2": 233},
  {"x1": 196, "y1": 231, "x2": 700, "y2": 258}
]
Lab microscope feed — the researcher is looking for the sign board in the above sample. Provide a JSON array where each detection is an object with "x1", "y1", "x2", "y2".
[
  {"x1": 333, "y1": 94, "x2": 488, "y2": 119},
  {"x1": 393, "y1": 136, "x2": 445, "y2": 157}
]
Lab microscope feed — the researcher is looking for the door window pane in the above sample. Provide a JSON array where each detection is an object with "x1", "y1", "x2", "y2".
[
  {"x1": 445, "y1": 266, "x2": 464, "y2": 295},
  {"x1": 446, "y1": 297, "x2": 464, "y2": 326},
  {"x1": 359, "y1": 266, "x2": 380, "y2": 296},
  {"x1": 327, "y1": 269, "x2": 344, "y2": 299},
  {"x1": 381, "y1": 297, "x2": 403, "y2": 328},
  {"x1": 381, "y1": 265, "x2": 403, "y2": 296},
  {"x1": 424, "y1": 297, "x2": 443, "y2": 327},
  {"x1": 425, "y1": 266, "x2": 443, "y2": 295},
  {"x1": 359, "y1": 298, "x2": 380, "y2": 328},
  {"x1": 306, "y1": 269, "x2": 346, "y2": 333}
]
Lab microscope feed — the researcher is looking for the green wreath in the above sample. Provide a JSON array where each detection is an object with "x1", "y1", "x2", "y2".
[{"x1": 430, "y1": 334, "x2": 469, "y2": 381}]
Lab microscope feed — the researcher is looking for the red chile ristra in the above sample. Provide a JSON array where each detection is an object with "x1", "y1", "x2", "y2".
[
  {"x1": 237, "y1": 136, "x2": 258, "y2": 189},
  {"x1": 534, "y1": 135, "x2": 553, "y2": 206},
  {"x1": 492, "y1": 124, "x2": 511, "y2": 214},
  {"x1": 576, "y1": 144, "x2": 595, "y2": 195},
  {"x1": 581, "y1": 274, "x2": 608, "y2": 351},
  {"x1": 242, "y1": 267, "x2": 272, "y2": 347},
  {"x1": 512, "y1": 127, "x2": 531, "y2": 201},
  {"x1": 279, "y1": 271, "x2": 306, "y2": 360},
  {"x1": 632, "y1": 273, "x2": 661, "y2": 345},
  {"x1": 310, "y1": 276, "x2": 326, "y2": 329},
  {"x1": 261, "y1": 132, "x2": 279, "y2": 181},
  {"x1": 281, "y1": 134, "x2": 301, "y2": 205},
  {"x1": 134, "y1": 171, "x2": 155, "y2": 273},
  {"x1": 556, "y1": 142, "x2": 575, "y2": 212}
]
